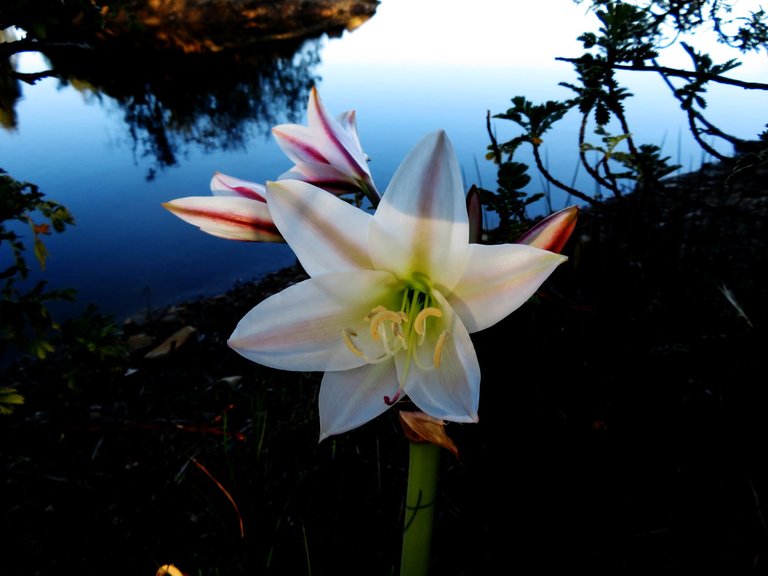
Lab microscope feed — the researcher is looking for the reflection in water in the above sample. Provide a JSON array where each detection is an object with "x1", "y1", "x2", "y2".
[
  {"x1": 0, "y1": 28, "x2": 22, "y2": 130},
  {"x1": 0, "y1": 0, "x2": 380, "y2": 177},
  {"x1": 47, "y1": 39, "x2": 322, "y2": 179}
]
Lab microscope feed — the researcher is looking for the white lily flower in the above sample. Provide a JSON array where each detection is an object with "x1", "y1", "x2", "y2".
[
  {"x1": 272, "y1": 86, "x2": 379, "y2": 201},
  {"x1": 228, "y1": 131, "x2": 567, "y2": 440},
  {"x1": 163, "y1": 88, "x2": 378, "y2": 242}
]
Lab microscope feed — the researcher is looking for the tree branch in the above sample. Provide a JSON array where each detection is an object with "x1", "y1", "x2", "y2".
[
  {"x1": 12, "y1": 70, "x2": 58, "y2": 85},
  {"x1": 556, "y1": 57, "x2": 768, "y2": 91},
  {"x1": 531, "y1": 140, "x2": 599, "y2": 207},
  {"x1": 578, "y1": 112, "x2": 619, "y2": 197},
  {"x1": 0, "y1": 38, "x2": 92, "y2": 58}
]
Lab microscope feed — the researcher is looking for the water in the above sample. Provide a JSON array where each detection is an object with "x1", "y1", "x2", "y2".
[{"x1": 1, "y1": 0, "x2": 765, "y2": 322}]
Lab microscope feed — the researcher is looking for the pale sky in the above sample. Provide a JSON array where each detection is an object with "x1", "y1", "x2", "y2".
[
  {"x1": 322, "y1": 0, "x2": 767, "y2": 77},
  {"x1": 322, "y1": 0, "x2": 591, "y2": 68}
]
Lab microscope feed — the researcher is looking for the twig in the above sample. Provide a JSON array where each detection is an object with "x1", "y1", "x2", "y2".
[{"x1": 556, "y1": 57, "x2": 768, "y2": 91}]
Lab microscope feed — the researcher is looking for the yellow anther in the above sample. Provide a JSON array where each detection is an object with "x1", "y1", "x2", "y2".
[
  {"x1": 364, "y1": 305, "x2": 388, "y2": 321},
  {"x1": 342, "y1": 328, "x2": 364, "y2": 357},
  {"x1": 345, "y1": 295, "x2": 445, "y2": 369},
  {"x1": 414, "y1": 307, "x2": 443, "y2": 336},
  {"x1": 433, "y1": 330, "x2": 450, "y2": 368},
  {"x1": 369, "y1": 309, "x2": 404, "y2": 340}
]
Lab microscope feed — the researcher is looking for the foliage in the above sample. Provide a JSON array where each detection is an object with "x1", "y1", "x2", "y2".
[
  {"x1": 1, "y1": 171, "x2": 130, "y2": 411},
  {"x1": 0, "y1": 169, "x2": 76, "y2": 362},
  {"x1": 0, "y1": 386, "x2": 24, "y2": 415},
  {"x1": 476, "y1": 0, "x2": 767, "y2": 238},
  {"x1": 1, "y1": 170, "x2": 74, "y2": 415},
  {"x1": 54, "y1": 303, "x2": 129, "y2": 392},
  {"x1": 474, "y1": 103, "x2": 549, "y2": 242}
]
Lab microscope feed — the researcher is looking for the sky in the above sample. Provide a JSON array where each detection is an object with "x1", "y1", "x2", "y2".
[
  {"x1": 322, "y1": 0, "x2": 592, "y2": 68},
  {"x1": 322, "y1": 0, "x2": 767, "y2": 78}
]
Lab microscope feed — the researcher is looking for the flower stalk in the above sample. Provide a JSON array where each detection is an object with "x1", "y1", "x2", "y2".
[{"x1": 401, "y1": 439, "x2": 440, "y2": 576}]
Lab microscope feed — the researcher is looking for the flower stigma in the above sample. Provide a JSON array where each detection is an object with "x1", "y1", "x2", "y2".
[{"x1": 342, "y1": 276, "x2": 451, "y2": 404}]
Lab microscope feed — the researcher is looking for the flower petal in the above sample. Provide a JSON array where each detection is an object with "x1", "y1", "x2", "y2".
[
  {"x1": 305, "y1": 87, "x2": 372, "y2": 184},
  {"x1": 266, "y1": 179, "x2": 373, "y2": 275},
  {"x1": 272, "y1": 123, "x2": 330, "y2": 166},
  {"x1": 448, "y1": 243, "x2": 567, "y2": 333},
  {"x1": 466, "y1": 184, "x2": 483, "y2": 244},
  {"x1": 210, "y1": 172, "x2": 267, "y2": 202},
  {"x1": 336, "y1": 109, "x2": 356, "y2": 136},
  {"x1": 228, "y1": 270, "x2": 400, "y2": 372},
  {"x1": 400, "y1": 291, "x2": 480, "y2": 423},
  {"x1": 336, "y1": 109, "x2": 373, "y2": 164},
  {"x1": 516, "y1": 206, "x2": 579, "y2": 253},
  {"x1": 277, "y1": 162, "x2": 365, "y2": 195},
  {"x1": 162, "y1": 196, "x2": 282, "y2": 242},
  {"x1": 369, "y1": 130, "x2": 469, "y2": 290},
  {"x1": 318, "y1": 361, "x2": 399, "y2": 441}
]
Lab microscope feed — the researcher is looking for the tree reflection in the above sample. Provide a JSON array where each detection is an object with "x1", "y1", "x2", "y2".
[
  {"x1": 46, "y1": 39, "x2": 321, "y2": 179},
  {"x1": 1, "y1": 0, "x2": 380, "y2": 178},
  {"x1": 0, "y1": 28, "x2": 24, "y2": 130}
]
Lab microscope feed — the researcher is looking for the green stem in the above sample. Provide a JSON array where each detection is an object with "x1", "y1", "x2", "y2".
[{"x1": 400, "y1": 441, "x2": 440, "y2": 576}]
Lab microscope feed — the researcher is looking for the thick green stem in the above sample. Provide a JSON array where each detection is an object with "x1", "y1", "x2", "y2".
[{"x1": 400, "y1": 441, "x2": 440, "y2": 576}]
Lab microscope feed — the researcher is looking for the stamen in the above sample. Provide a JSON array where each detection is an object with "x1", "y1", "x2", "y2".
[
  {"x1": 414, "y1": 307, "x2": 443, "y2": 335},
  {"x1": 369, "y1": 310, "x2": 405, "y2": 340},
  {"x1": 343, "y1": 292, "x2": 446, "y2": 372},
  {"x1": 365, "y1": 305, "x2": 388, "y2": 321},
  {"x1": 393, "y1": 323, "x2": 408, "y2": 349},
  {"x1": 433, "y1": 330, "x2": 450, "y2": 368},
  {"x1": 342, "y1": 328, "x2": 364, "y2": 357},
  {"x1": 379, "y1": 323, "x2": 394, "y2": 355}
]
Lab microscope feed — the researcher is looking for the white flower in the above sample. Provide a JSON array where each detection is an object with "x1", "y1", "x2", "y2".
[
  {"x1": 228, "y1": 131, "x2": 567, "y2": 440},
  {"x1": 163, "y1": 87, "x2": 377, "y2": 241},
  {"x1": 272, "y1": 86, "x2": 379, "y2": 200}
]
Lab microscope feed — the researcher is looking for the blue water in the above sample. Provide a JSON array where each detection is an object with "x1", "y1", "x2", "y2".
[{"x1": 1, "y1": 0, "x2": 765, "y2": 322}]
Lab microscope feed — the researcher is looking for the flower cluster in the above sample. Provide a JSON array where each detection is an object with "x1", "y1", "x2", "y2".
[{"x1": 164, "y1": 88, "x2": 576, "y2": 440}]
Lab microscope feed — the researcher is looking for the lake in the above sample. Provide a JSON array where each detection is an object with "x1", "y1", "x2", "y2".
[{"x1": 1, "y1": 0, "x2": 765, "y2": 322}]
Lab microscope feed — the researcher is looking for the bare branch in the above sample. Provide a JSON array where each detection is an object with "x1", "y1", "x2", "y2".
[
  {"x1": 531, "y1": 140, "x2": 600, "y2": 207},
  {"x1": 556, "y1": 57, "x2": 768, "y2": 91}
]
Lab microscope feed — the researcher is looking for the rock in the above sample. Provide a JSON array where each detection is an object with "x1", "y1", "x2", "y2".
[{"x1": 144, "y1": 325, "x2": 198, "y2": 359}]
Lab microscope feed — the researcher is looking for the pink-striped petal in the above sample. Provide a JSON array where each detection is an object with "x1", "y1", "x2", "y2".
[
  {"x1": 210, "y1": 172, "x2": 267, "y2": 202},
  {"x1": 162, "y1": 196, "x2": 282, "y2": 242},
  {"x1": 306, "y1": 87, "x2": 371, "y2": 182},
  {"x1": 272, "y1": 123, "x2": 330, "y2": 166},
  {"x1": 516, "y1": 206, "x2": 579, "y2": 253},
  {"x1": 278, "y1": 162, "x2": 366, "y2": 195}
]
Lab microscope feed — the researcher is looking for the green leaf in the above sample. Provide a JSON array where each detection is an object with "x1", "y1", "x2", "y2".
[{"x1": 0, "y1": 387, "x2": 25, "y2": 415}]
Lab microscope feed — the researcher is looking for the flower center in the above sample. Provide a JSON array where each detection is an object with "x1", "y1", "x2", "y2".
[{"x1": 342, "y1": 282, "x2": 451, "y2": 402}]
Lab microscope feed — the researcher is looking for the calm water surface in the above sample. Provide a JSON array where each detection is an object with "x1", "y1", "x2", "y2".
[{"x1": 1, "y1": 0, "x2": 765, "y2": 321}]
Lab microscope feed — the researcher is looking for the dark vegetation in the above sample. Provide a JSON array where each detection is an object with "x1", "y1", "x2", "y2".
[
  {"x1": 2, "y1": 0, "x2": 768, "y2": 574},
  {"x1": 2, "y1": 157, "x2": 767, "y2": 575}
]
